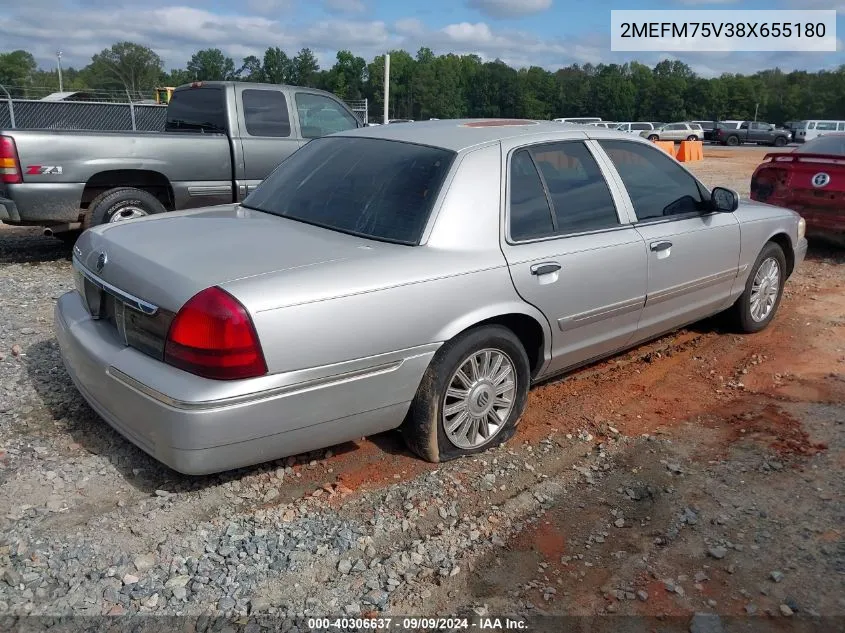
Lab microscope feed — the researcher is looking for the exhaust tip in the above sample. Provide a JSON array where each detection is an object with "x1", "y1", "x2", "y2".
[{"x1": 43, "y1": 228, "x2": 53, "y2": 237}]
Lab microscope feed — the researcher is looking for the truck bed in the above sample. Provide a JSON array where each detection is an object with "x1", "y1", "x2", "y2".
[{"x1": 0, "y1": 129, "x2": 234, "y2": 225}]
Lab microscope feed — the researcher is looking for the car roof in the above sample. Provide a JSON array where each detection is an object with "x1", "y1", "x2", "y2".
[{"x1": 334, "y1": 118, "x2": 641, "y2": 152}]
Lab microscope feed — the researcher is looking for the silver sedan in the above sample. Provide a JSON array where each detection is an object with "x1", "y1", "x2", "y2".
[{"x1": 56, "y1": 119, "x2": 808, "y2": 474}]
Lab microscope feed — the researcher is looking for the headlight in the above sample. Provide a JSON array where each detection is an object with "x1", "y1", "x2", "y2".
[{"x1": 798, "y1": 217, "x2": 806, "y2": 240}]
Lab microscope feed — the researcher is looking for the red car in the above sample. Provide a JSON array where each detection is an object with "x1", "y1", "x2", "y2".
[{"x1": 751, "y1": 133, "x2": 845, "y2": 242}]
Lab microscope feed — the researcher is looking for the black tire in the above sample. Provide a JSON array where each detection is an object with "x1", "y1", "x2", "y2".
[
  {"x1": 647, "y1": 134, "x2": 659, "y2": 142},
  {"x1": 83, "y1": 187, "x2": 166, "y2": 228},
  {"x1": 402, "y1": 325, "x2": 531, "y2": 463},
  {"x1": 726, "y1": 135, "x2": 740, "y2": 147},
  {"x1": 773, "y1": 136, "x2": 787, "y2": 147},
  {"x1": 730, "y1": 241, "x2": 787, "y2": 333},
  {"x1": 686, "y1": 135, "x2": 698, "y2": 141}
]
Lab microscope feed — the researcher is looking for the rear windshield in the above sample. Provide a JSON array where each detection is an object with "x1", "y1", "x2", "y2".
[
  {"x1": 165, "y1": 87, "x2": 227, "y2": 134},
  {"x1": 242, "y1": 136, "x2": 456, "y2": 245},
  {"x1": 796, "y1": 135, "x2": 845, "y2": 155}
]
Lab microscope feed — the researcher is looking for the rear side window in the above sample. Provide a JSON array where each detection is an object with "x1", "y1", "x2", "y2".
[
  {"x1": 242, "y1": 137, "x2": 454, "y2": 245},
  {"x1": 816, "y1": 121, "x2": 838, "y2": 131},
  {"x1": 599, "y1": 140, "x2": 706, "y2": 221},
  {"x1": 165, "y1": 88, "x2": 227, "y2": 133},
  {"x1": 509, "y1": 141, "x2": 619, "y2": 241},
  {"x1": 510, "y1": 150, "x2": 554, "y2": 240},
  {"x1": 295, "y1": 93, "x2": 359, "y2": 138},
  {"x1": 632, "y1": 123, "x2": 652, "y2": 131},
  {"x1": 242, "y1": 89, "x2": 290, "y2": 137}
]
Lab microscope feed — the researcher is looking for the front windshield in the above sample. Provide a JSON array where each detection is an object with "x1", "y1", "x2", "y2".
[
  {"x1": 242, "y1": 136, "x2": 456, "y2": 245},
  {"x1": 796, "y1": 135, "x2": 845, "y2": 156}
]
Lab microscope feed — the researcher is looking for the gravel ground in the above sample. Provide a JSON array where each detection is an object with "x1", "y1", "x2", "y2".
[{"x1": 0, "y1": 149, "x2": 843, "y2": 630}]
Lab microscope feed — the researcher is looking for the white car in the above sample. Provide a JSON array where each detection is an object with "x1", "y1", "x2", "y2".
[
  {"x1": 794, "y1": 120, "x2": 845, "y2": 143},
  {"x1": 640, "y1": 122, "x2": 704, "y2": 142},
  {"x1": 615, "y1": 122, "x2": 657, "y2": 134}
]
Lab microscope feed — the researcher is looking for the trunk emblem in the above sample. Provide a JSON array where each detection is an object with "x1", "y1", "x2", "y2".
[
  {"x1": 96, "y1": 252, "x2": 108, "y2": 272},
  {"x1": 812, "y1": 173, "x2": 830, "y2": 188}
]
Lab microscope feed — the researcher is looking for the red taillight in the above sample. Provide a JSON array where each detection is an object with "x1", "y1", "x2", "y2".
[
  {"x1": 164, "y1": 287, "x2": 267, "y2": 380},
  {"x1": 0, "y1": 135, "x2": 22, "y2": 184}
]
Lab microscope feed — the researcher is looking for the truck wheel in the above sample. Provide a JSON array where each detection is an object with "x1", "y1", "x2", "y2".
[
  {"x1": 402, "y1": 325, "x2": 530, "y2": 463},
  {"x1": 84, "y1": 187, "x2": 166, "y2": 228},
  {"x1": 726, "y1": 135, "x2": 740, "y2": 146},
  {"x1": 774, "y1": 136, "x2": 787, "y2": 147}
]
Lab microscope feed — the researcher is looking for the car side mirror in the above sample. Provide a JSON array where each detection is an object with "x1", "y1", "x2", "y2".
[{"x1": 711, "y1": 187, "x2": 739, "y2": 213}]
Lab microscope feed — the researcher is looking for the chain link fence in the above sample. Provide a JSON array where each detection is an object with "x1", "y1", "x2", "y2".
[
  {"x1": 0, "y1": 99, "x2": 167, "y2": 131},
  {"x1": 0, "y1": 89, "x2": 368, "y2": 132}
]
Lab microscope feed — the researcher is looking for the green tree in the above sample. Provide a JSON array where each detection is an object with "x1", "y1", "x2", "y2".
[
  {"x1": 187, "y1": 48, "x2": 236, "y2": 81},
  {"x1": 87, "y1": 41, "x2": 163, "y2": 99},
  {"x1": 0, "y1": 50, "x2": 37, "y2": 96},
  {"x1": 291, "y1": 48, "x2": 320, "y2": 86},
  {"x1": 263, "y1": 47, "x2": 292, "y2": 84}
]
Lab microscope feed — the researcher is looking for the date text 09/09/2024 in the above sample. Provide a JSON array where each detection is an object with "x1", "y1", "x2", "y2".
[{"x1": 306, "y1": 617, "x2": 528, "y2": 630}]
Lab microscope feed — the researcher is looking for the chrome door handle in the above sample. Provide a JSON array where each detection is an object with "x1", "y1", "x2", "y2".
[
  {"x1": 530, "y1": 262, "x2": 561, "y2": 275},
  {"x1": 650, "y1": 241, "x2": 672, "y2": 252}
]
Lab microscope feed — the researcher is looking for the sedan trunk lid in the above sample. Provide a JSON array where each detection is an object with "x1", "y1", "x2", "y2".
[{"x1": 74, "y1": 204, "x2": 378, "y2": 312}]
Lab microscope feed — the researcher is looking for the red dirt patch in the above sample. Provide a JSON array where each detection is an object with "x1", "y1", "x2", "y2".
[
  {"x1": 531, "y1": 522, "x2": 567, "y2": 560},
  {"x1": 704, "y1": 400, "x2": 828, "y2": 457}
]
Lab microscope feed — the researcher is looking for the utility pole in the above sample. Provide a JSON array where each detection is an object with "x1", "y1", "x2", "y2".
[
  {"x1": 383, "y1": 53, "x2": 390, "y2": 125},
  {"x1": 57, "y1": 51, "x2": 64, "y2": 92},
  {"x1": 753, "y1": 102, "x2": 759, "y2": 123}
]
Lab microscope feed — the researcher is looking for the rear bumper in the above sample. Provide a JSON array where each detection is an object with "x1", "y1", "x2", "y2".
[
  {"x1": 55, "y1": 291, "x2": 432, "y2": 475},
  {"x1": 801, "y1": 209, "x2": 845, "y2": 234},
  {"x1": 0, "y1": 182, "x2": 85, "y2": 225},
  {"x1": 0, "y1": 194, "x2": 20, "y2": 222}
]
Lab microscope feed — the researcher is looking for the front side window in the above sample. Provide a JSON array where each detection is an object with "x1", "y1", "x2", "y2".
[
  {"x1": 242, "y1": 89, "x2": 290, "y2": 137},
  {"x1": 242, "y1": 137, "x2": 454, "y2": 245},
  {"x1": 295, "y1": 93, "x2": 359, "y2": 138},
  {"x1": 598, "y1": 140, "x2": 707, "y2": 221},
  {"x1": 632, "y1": 123, "x2": 652, "y2": 131},
  {"x1": 509, "y1": 141, "x2": 619, "y2": 241}
]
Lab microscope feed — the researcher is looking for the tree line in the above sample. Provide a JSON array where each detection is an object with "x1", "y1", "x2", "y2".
[{"x1": 2, "y1": 42, "x2": 844, "y2": 124}]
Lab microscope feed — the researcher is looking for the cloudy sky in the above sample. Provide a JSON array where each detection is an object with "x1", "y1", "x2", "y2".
[{"x1": 0, "y1": 0, "x2": 842, "y2": 76}]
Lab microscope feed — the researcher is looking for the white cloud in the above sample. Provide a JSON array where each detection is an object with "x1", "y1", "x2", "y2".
[
  {"x1": 466, "y1": 0, "x2": 553, "y2": 19},
  {"x1": 323, "y1": 0, "x2": 367, "y2": 14},
  {"x1": 246, "y1": 0, "x2": 295, "y2": 15}
]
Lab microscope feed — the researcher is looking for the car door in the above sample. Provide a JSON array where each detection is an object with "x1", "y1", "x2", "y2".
[
  {"x1": 499, "y1": 139, "x2": 648, "y2": 376},
  {"x1": 595, "y1": 139, "x2": 741, "y2": 342},
  {"x1": 235, "y1": 86, "x2": 301, "y2": 198}
]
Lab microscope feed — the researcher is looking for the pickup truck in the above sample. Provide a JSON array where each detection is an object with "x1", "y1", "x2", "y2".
[
  {"x1": 713, "y1": 120, "x2": 791, "y2": 147},
  {"x1": 0, "y1": 81, "x2": 362, "y2": 240}
]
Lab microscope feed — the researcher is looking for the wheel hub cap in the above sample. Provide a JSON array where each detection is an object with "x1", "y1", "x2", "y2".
[
  {"x1": 110, "y1": 206, "x2": 148, "y2": 223},
  {"x1": 750, "y1": 257, "x2": 780, "y2": 322},
  {"x1": 442, "y1": 349, "x2": 517, "y2": 450}
]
